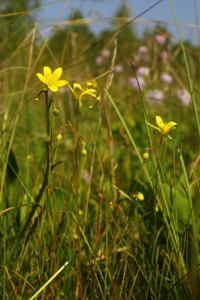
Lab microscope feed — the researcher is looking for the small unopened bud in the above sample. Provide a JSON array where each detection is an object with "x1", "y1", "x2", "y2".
[
  {"x1": 56, "y1": 133, "x2": 62, "y2": 142},
  {"x1": 53, "y1": 109, "x2": 60, "y2": 116},
  {"x1": 143, "y1": 152, "x2": 149, "y2": 160},
  {"x1": 133, "y1": 191, "x2": 144, "y2": 201},
  {"x1": 81, "y1": 148, "x2": 87, "y2": 156},
  {"x1": 96, "y1": 96, "x2": 101, "y2": 101},
  {"x1": 34, "y1": 96, "x2": 39, "y2": 102},
  {"x1": 73, "y1": 233, "x2": 79, "y2": 240},
  {"x1": 155, "y1": 202, "x2": 159, "y2": 212}
]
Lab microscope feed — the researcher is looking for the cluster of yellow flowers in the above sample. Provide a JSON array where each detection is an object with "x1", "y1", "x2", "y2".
[
  {"x1": 36, "y1": 66, "x2": 97, "y2": 107},
  {"x1": 36, "y1": 66, "x2": 178, "y2": 208},
  {"x1": 36, "y1": 67, "x2": 178, "y2": 139}
]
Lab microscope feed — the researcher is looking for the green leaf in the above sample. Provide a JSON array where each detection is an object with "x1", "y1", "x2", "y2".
[
  {"x1": 6, "y1": 147, "x2": 19, "y2": 182},
  {"x1": 160, "y1": 183, "x2": 191, "y2": 233}
]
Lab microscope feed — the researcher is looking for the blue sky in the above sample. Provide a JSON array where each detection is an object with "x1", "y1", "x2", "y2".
[{"x1": 37, "y1": 0, "x2": 200, "y2": 45}]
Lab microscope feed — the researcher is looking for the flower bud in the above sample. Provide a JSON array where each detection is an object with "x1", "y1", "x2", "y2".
[
  {"x1": 155, "y1": 202, "x2": 159, "y2": 212},
  {"x1": 34, "y1": 96, "x2": 39, "y2": 102},
  {"x1": 143, "y1": 152, "x2": 149, "y2": 160},
  {"x1": 96, "y1": 96, "x2": 101, "y2": 101},
  {"x1": 81, "y1": 149, "x2": 87, "y2": 156},
  {"x1": 133, "y1": 191, "x2": 144, "y2": 201},
  {"x1": 73, "y1": 233, "x2": 79, "y2": 240},
  {"x1": 53, "y1": 109, "x2": 60, "y2": 116},
  {"x1": 56, "y1": 133, "x2": 62, "y2": 142}
]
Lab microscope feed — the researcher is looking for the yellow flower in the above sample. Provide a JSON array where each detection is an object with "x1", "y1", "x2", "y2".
[
  {"x1": 68, "y1": 82, "x2": 96, "y2": 107},
  {"x1": 36, "y1": 66, "x2": 68, "y2": 92},
  {"x1": 146, "y1": 116, "x2": 177, "y2": 140}
]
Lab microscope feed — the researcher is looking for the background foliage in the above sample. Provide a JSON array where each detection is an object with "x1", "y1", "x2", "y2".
[{"x1": 0, "y1": 1, "x2": 200, "y2": 299}]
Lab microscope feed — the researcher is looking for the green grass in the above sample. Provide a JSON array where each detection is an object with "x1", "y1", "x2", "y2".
[{"x1": 0, "y1": 1, "x2": 200, "y2": 299}]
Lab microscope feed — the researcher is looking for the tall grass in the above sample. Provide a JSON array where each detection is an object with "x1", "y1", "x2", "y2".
[{"x1": 0, "y1": 1, "x2": 200, "y2": 299}]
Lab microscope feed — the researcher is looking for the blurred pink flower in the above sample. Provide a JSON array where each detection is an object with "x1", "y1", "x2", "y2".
[
  {"x1": 114, "y1": 65, "x2": 123, "y2": 73},
  {"x1": 160, "y1": 51, "x2": 169, "y2": 63},
  {"x1": 138, "y1": 45, "x2": 148, "y2": 55},
  {"x1": 82, "y1": 170, "x2": 90, "y2": 184},
  {"x1": 136, "y1": 67, "x2": 150, "y2": 76},
  {"x1": 155, "y1": 34, "x2": 166, "y2": 45},
  {"x1": 160, "y1": 72, "x2": 173, "y2": 85},
  {"x1": 145, "y1": 89, "x2": 164, "y2": 105},
  {"x1": 177, "y1": 89, "x2": 190, "y2": 106},
  {"x1": 137, "y1": 45, "x2": 149, "y2": 61},
  {"x1": 101, "y1": 48, "x2": 111, "y2": 57},
  {"x1": 95, "y1": 56, "x2": 103, "y2": 65},
  {"x1": 127, "y1": 76, "x2": 146, "y2": 90}
]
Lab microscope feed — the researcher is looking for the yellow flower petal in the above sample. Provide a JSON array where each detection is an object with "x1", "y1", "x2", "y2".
[
  {"x1": 155, "y1": 116, "x2": 164, "y2": 128},
  {"x1": 164, "y1": 121, "x2": 177, "y2": 133},
  {"x1": 48, "y1": 85, "x2": 58, "y2": 92},
  {"x1": 36, "y1": 73, "x2": 48, "y2": 84},
  {"x1": 81, "y1": 89, "x2": 96, "y2": 98},
  {"x1": 73, "y1": 83, "x2": 82, "y2": 91},
  {"x1": 56, "y1": 80, "x2": 68, "y2": 87},
  {"x1": 52, "y1": 67, "x2": 62, "y2": 80},
  {"x1": 43, "y1": 66, "x2": 52, "y2": 78}
]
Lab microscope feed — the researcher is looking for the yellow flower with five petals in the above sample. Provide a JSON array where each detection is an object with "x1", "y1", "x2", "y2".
[
  {"x1": 68, "y1": 82, "x2": 96, "y2": 107},
  {"x1": 36, "y1": 66, "x2": 68, "y2": 92},
  {"x1": 145, "y1": 116, "x2": 177, "y2": 140}
]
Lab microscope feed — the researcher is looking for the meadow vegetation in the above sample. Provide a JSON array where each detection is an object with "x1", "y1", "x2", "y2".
[{"x1": 1, "y1": 1, "x2": 200, "y2": 299}]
